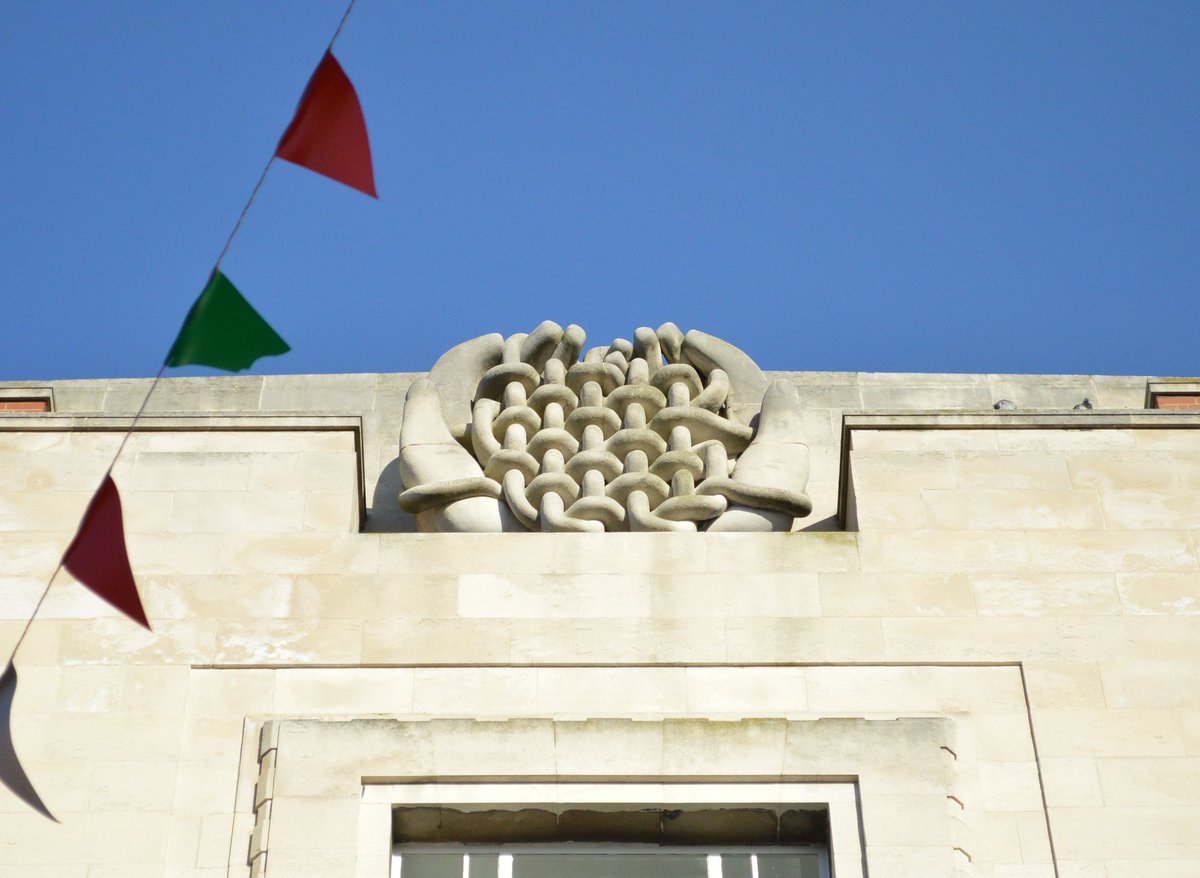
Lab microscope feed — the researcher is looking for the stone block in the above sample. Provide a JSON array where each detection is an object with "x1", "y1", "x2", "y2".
[
  {"x1": 21, "y1": 452, "x2": 124, "y2": 492},
  {"x1": 882, "y1": 617, "x2": 1060, "y2": 661},
  {"x1": 852, "y1": 428, "x2": 1000, "y2": 452},
  {"x1": 273, "y1": 668, "x2": 414, "y2": 715},
  {"x1": 0, "y1": 489, "x2": 92, "y2": 532},
  {"x1": 706, "y1": 532, "x2": 859, "y2": 574},
  {"x1": 1133, "y1": 429, "x2": 1200, "y2": 451},
  {"x1": 725, "y1": 618, "x2": 885, "y2": 663},
  {"x1": 377, "y1": 534, "x2": 547, "y2": 576},
  {"x1": 167, "y1": 490, "x2": 307, "y2": 533},
  {"x1": 859, "y1": 531, "x2": 1028, "y2": 573},
  {"x1": 0, "y1": 431, "x2": 72, "y2": 453},
  {"x1": 548, "y1": 533, "x2": 711, "y2": 575},
  {"x1": 141, "y1": 375, "x2": 265, "y2": 413},
  {"x1": 260, "y1": 374, "x2": 377, "y2": 412},
  {"x1": 1096, "y1": 756, "x2": 1200, "y2": 806},
  {"x1": 1037, "y1": 757, "x2": 1102, "y2": 807},
  {"x1": 859, "y1": 382, "x2": 993, "y2": 410},
  {"x1": 1025, "y1": 530, "x2": 1196, "y2": 572},
  {"x1": 221, "y1": 533, "x2": 380, "y2": 575},
  {"x1": 511, "y1": 616, "x2": 729, "y2": 663},
  {"x1": 456, "y1": 573, "x2": 653, "y2": 619},
  {"x1": 849, "y1": 489, "x2": 928, "y2": 530},
  {"x1": 934, "y1": 666, "x2": 1026, "y2": 712},
  {"x1": 290, "y1": 573, "x2": 456, "y2": 620},
  {"x1": 186, "y1": 670, "x2": 276, "y2": 717},
  {"x1": 429, "y1": 718, "x2": 557, "y2": 776},
  {"x1": 1032, "y1": 708, "x2": 1187, "y2": 757},
  {"x1": 977, "y1": 761, "x2": 1044, "y2": 811},
  {"x1": 412, "y1": 668, "x2": 537, "y2": 716},
  {"x1": 1178, "y1": 454, "x2": 1200, "y2": 490},
  {"x1": 58, "y1": 619, "x2": 218, "y2": 666},
  {"x1": 1105, "y1": 862, "x2": 1200, "y2": 878},
  {"x1": 195, "y1": 812, "x2": 236, "y2": 867},
  {"x1": 143, "y1": 574, "x2": 293, "y2": 623},
  {"x1": 850, "y1": 451, "x2": 958, "y2": 490},
  {"x1": 247, "y1": 450, "x2": 357, "y2": 492},
  {"x1": 1063, "y1": 621, "x2": 1200, "y2": 663},
  {"x1": 1048, "y1": 807, "x2": 1200, "y2": 859},
  {"x1": 662, "y1": 718, "x2": 788, "y2": 776},
  {"x1": 971, "y1": 573, "x2": 1121, "y2": 616},
  {"x1": 81, "y1": 812, "x2": 171, "y2": 863},
  {"x1": 131, "y1": 451, "x2": 251, "y2": 492},
  {"x1": 1100, "y1": 490, "x2": 1200, "y2": 529},
  {"x1": 214, "y1": 620, "x2": 363, "y2": 664},
  {"x1": 126, "y1": 533, "x2": 227, "y2": 575},
  {"x1": 263, "y1": 796, "x2": 361, "y2": 853},
  {"x1": 953, "y1": 451, "x2": 1072, "y2": 490},
  {"x1": 303, "y1": 489, "x2": 357, "y2": 531},
  {"x1": 819, "y1": 572, "x2": 976, "y2": 617},
  {"x1": 650, "y1": 572, "x2": 822, "y2": 618},
  {"x1": 859, "y1": 792, "x2": 954, "y2": 846},
  {"x1": 163, "y1": 813, "x2": 202, "y2": 867},
  {"x1": 806, "y1": 666, "x2": 940, "y2": 713},
  {"x1": 997, "y1": 430, "x2": 1137, "y2": 452},
  {"x1": 1021, "y1": 662, "x2": 1106, "y2": 709},
  {"x1": 924, "y1": 489, "x2": 1104, "y2": 530},
  {"x1": 553, "y1": 719, "x2": 666, "y2": 775},
  {"x1": 1067, "y1": 452, "x2": 1179, "y2": 491},
  {"x1": 171, "y1": 760, "x2": 239, "y2": 814},
  {"x1": 972, "y1": 712, "x2": 1036, "y2": 761},
  {"x1": 363, "y1": 618, "x2": 512, "y2": 664},
  {"x1": 56, "y1": 665, "x2": 123, "y2": 712},
  {"x1": 1117, "y1": 573, "x2": 1200, "y2": 615},
  {"x1": 1099, "y1": 657, "x2": 1200, "y2": 705},
  {"x1": 536, "y1": 668, "x2": 688, "y2": 715},
  {"x1": 684, "y1": 667, "x2": 808, "y2": 715}
]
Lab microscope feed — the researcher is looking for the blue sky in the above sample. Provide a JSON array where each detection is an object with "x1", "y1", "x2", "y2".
[{"x1": 2, "y1": 1, "x2": 1197, "y2": 380}]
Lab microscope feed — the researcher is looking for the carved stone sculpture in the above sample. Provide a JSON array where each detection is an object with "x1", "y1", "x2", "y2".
[{"x1": 398, "y1": 322, "x2": 812, "y2": 532}]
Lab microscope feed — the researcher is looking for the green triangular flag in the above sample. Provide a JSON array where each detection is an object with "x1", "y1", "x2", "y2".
[{"x1": 165, "y1": 271, "x2": 290, "y2": 372}]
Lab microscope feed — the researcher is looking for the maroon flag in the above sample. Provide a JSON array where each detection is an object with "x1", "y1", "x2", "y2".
[
  {"x1": 0, "y1": 663, "x2": 56, "y2": 821},
  {"x1": 63, "y1": 475, "x2": 150, "y2": 630},
  {"x1": 276, "y1": 50, "x2": 377, "y2": 197}
]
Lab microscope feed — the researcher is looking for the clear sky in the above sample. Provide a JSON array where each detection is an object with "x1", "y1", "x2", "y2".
[{"x1": 2, "y1": 1, "x2": 1197, "y2": 381}]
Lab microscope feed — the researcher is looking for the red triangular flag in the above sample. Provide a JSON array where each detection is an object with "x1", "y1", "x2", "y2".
[
  {"x1": 62, "y1": 475, "x2": 150, "y2": 630},
  {"x1": 0, "y1": 663, "x2": 56, "y2": 821},
  {"x1": 276, "y1": 50, "x2": 377, "y2": 197}
]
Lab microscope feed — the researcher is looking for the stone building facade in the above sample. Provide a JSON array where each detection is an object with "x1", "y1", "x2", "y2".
[{"x1": 1, "y1": 359, "x2": 1199, "y2": 877}]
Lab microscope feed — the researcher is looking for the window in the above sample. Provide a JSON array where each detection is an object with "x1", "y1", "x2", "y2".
[
  {"x1": 393, "y1": 845, "x2": 827, "y2": 878},
  {"x1": 391, "y1": 807, "x2": 830, "y2": 878}
]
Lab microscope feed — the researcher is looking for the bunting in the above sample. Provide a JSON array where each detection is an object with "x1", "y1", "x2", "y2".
[
  {"x1": 276, "y1": 50, "x2": 377, "y2": 197},
  {"x1": 0, "y1": 664, "x2": 56, "y2": 821},
  {"x1": 62, "y1": 475, "x2": 150, "y2": 630},
  {"x1": 6, "y1": 6, "x2": 376, "y2": 823},
  {"x1": 165, "y1": 272, "x2": 290, "y2": 372}
]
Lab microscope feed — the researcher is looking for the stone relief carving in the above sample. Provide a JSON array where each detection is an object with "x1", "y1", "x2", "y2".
[{"x1": 398, "y1": 321, "x2": 812, "y2": 532}]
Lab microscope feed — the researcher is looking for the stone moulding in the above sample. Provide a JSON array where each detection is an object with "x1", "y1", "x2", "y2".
[{"x1": 397, "y1": 322, "x2": 813, "y2": 533}]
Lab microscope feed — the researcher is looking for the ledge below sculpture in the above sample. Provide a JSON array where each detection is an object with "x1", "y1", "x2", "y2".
[{"x1": 398, "y1": 322, "x2": 812, "y2": 533}]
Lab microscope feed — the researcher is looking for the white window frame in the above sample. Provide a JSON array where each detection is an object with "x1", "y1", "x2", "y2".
[{"x1": 377, "y1": 782, "x2": 848, "y2": 878}]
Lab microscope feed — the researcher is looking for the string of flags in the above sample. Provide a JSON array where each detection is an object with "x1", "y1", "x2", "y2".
[{"x1": 1, "y1": 4, "x2": 376, "y2": 820}]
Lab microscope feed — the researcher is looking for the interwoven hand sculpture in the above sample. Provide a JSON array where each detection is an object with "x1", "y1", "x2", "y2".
[{"x1": 398, "y1": 322, "x2": 812, "y2": 533}]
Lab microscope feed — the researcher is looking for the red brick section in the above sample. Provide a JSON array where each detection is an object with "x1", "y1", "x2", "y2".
[
  {"x1": 1153, "y1": 395, "x2": 1200, "y2": 410},
  {"x1": 0, "y1": 400, "x2": 49, "y2": 412}
]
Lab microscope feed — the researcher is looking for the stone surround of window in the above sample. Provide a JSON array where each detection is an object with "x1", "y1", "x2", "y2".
[{"x1": 247, "y1": 716, "x2": 964, "y2": 878}]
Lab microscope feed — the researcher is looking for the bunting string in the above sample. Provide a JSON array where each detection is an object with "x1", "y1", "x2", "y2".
[{"x1": 3, "y1": 0, "x2": 376, "y2": 819}]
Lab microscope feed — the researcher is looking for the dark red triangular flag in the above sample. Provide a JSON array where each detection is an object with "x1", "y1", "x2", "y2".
[
  {"x1": 62, "y1": 475, "x2": 150, "y2": 630},
  {"x1": 276, "y1": 50, "x2": 377, "y2": 197},
  {"x1": 0, "y1": 663, "x2": 57, "y2": 821}
]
